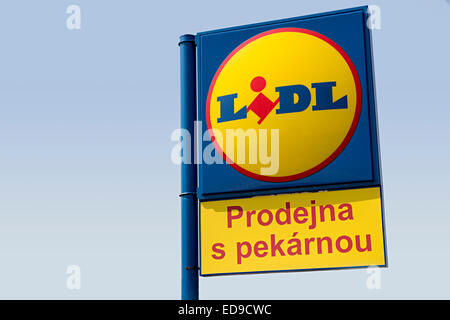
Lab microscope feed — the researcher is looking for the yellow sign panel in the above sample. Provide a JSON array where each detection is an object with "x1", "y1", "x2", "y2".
[{"x1": 200, "y1": 187, "x2": 385, "y2": 275}]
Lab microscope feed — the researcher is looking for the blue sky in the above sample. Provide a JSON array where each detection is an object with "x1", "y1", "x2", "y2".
[{"x1": 0, "y1": 0, "x2": 448, "y2": 298}]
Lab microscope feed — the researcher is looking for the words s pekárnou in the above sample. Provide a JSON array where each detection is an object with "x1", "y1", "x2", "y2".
[{"x1": 210, "y1": 200, "x2": 373, "y2": 265}]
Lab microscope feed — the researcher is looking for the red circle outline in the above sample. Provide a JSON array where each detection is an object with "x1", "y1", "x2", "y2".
[{"x1": 206, "y1": 27, "x2": 362, "y2": 183}]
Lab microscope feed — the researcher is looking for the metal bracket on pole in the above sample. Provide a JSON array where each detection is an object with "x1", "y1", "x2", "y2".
[{"x1": 179, "y1": 34, "x2": 199, "y2": 300}]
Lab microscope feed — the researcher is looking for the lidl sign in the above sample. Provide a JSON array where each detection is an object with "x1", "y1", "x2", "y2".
[
  {"x1": 206, "y1": 27, "x2": 362, "y2": 183},
  {"x1": 195, "y1": 6, "x2": 386, "y2": 275},
  {"x1": 197, "y1": 6, "x2": 381, "y2": 199}
]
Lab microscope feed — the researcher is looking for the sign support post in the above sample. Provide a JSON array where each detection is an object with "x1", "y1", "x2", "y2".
[{"x1": 179, "y1": 34, "x2": 199, "y2": 300}]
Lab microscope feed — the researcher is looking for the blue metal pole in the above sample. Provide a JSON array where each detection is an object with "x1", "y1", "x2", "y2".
[{"x1": 179, "y1": 34, "x2": 199, "y2": 300}]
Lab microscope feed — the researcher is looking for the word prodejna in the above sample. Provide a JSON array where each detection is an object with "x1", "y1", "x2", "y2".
[{"x1": 227, "y1": 200, "x2": 353, "y2": 230}]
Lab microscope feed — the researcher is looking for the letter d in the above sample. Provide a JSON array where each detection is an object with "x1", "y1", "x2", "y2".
[{"x1": 275, "y1": 85, "x2": 311, "y2": 114}]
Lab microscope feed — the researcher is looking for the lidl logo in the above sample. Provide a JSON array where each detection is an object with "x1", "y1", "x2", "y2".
[{"x1": 206, "y1": 28, "x2": 362, "y2": 182}]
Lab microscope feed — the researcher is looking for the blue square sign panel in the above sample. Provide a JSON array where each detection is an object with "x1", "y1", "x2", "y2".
[{"x1": 196, "y1": 6, "x2": 381, "y2": 200}]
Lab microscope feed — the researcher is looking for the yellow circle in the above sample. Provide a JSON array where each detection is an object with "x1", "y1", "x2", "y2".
[{"x1": 207, "y1": 28, "x2": 361, "y2": 182}]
